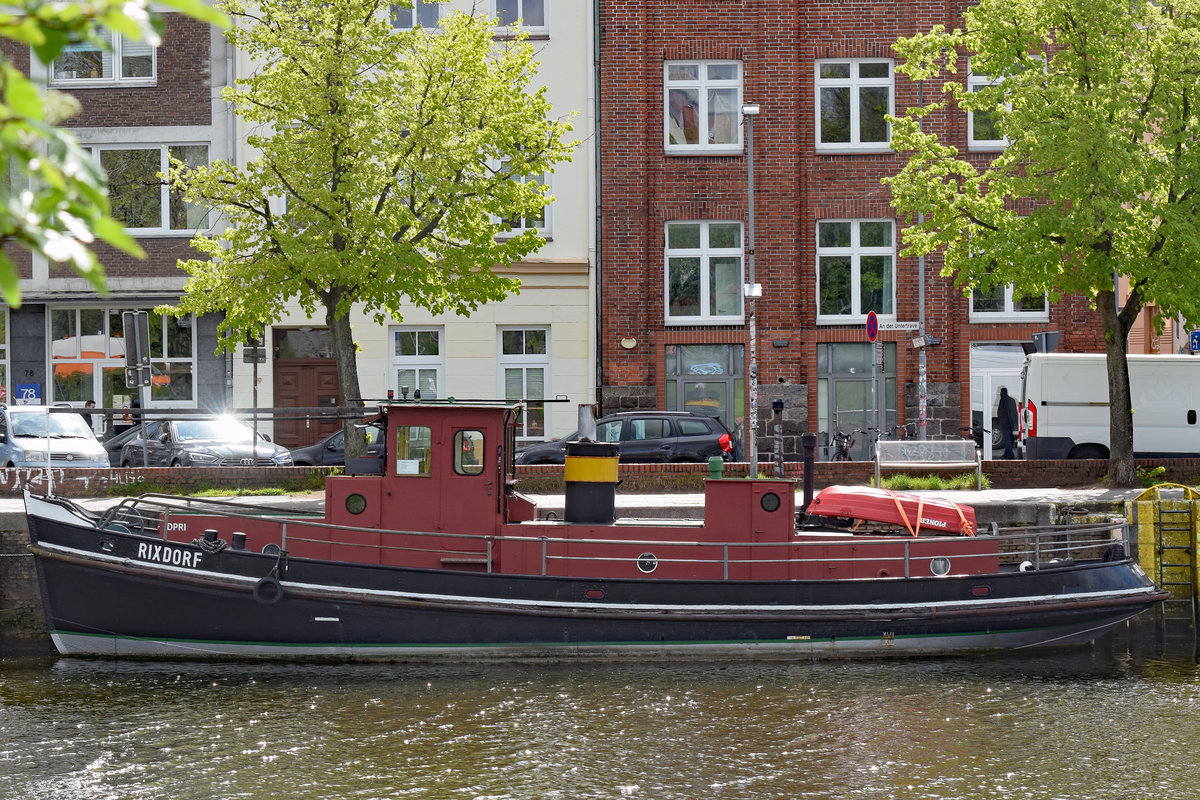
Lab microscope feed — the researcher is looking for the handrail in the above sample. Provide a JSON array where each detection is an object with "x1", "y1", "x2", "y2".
[{"x1": 94, "y1": 493, "x2": 1130, "y2": 579}]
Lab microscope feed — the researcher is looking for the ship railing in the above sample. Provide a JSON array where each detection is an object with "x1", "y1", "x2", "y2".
[
  {"x1": 518, "y1": 522, "x2": 1128, "y2": 577},
  {"x1": 97, "y1": 495, "x2": 1131, "y2": 579}
]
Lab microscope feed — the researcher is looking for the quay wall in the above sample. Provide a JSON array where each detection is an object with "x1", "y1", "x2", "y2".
[{"x1": 0, "y1": 513, "x2": 51, "y2": 655}]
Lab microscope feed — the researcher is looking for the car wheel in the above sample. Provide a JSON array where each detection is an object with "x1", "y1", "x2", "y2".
[
  {"x1": 121, "y1": 460, "x2": 132, "y2": 468},
  {"x1": 1068, "y1": 444, "x2": 1108, "y2": 460},
  {"x1": 170, "y1": 458, "x2": 184, "y2": 467}
]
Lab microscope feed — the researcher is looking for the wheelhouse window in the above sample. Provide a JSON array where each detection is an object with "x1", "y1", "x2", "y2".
[
  {"x1": 500, "y1": 328, "x2": 547, "y2": 441},
  {"x1": 49, "y1": 32, "x2": 154, "y2": 86},
  {"x1": 87, "y1": 145, "x2": 209, "y2": 233},
  {"x1": 454, "y1": 430, "x2": 485, "y2": 475},
  {"x1": 494, "y1": 0, "x2": 547, "y2": 35},
  {"x1": 664, "y1": 61, "x2": 742, "y2": 154},
  {"x1": 395, "y1": 426, "x2": 432, "y2": 475},
  {"x1": 391, "y1": 327, "x2": 442, "y2": 400},
  {"x1": 816, "y1": 220, "x2": 895, "y2": 321},
  {"x1": 391, "y1": 0, "x2": 445, "y2": 29},
  {"x1": 49, "y1": 307, "x2": 196, "y2": 407},
  {"x1": 816, "y1": 59, "x2": 893, "y2": 151},
  {"x1": 665, "y1": 221, "x2": 744, "y2": 324}
]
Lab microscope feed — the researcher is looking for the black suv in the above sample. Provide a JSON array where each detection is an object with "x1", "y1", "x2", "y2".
[{"x1": 515, "y1": 411, "x2": 734, "y2": 465}]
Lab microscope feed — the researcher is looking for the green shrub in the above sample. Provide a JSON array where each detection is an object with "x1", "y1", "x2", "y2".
[
  {"x1": 1136, "y1": 465, "x2": 1167, "y2": 488},
  {"x1": 876, "y1": 472, "x2": 991, "y2": 491}
]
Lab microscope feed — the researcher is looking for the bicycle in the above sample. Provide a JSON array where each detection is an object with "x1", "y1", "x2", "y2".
[
  {"x1": 831, "y1": 428, "x2": 862, "y2": 461},
  {"x1": 961, "y1": 425, "x2": 990, "y2": 451},
  {"x1": 883, "y1": 422, "x2": 917, "y2": 440}
]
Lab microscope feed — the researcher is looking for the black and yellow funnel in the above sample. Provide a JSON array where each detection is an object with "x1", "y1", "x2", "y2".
[{"x1": 564, "y1": 440, "x2": 619, "y2": 524}]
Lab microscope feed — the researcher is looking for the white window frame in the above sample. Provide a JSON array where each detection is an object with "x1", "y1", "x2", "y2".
[
  {"x1": 816, "y1": 219, "x2": 896, "y2": 323},
  {"x1": 967, "y1": 70, "x2": 1008, "y2": 151},
  {"x1": 815, "y1": 59, "x2": 894, "y2": 152},
  {"x1": 47, "y1": 32, "x2": 156, "y2": 87},
  {"x1": 664, "y1": 60, "x2": 744, "y2": 155},
  {"x1": 83, "y1": 144, "x2": 209, "y2": 235},
  {"x1": 48, "y1": 306, "x2": 197, "y2": 408},
  {"x1": 498, "y1": 327, "x2": 549, "y2": 442},
  {"x1": 969, "y1": 283, "x2": 1049, "y2": 321},
  {"x1": 390, "y1": 327, "x2": 444, "y2": 400},
  {"x1": 391, "y1": 0, "x2": 446, "y2": 30},
  {"x1": 493, "y1": 0, "x2": 548, "y2": 36},
  {"x1": 664, "y1": 221, "x2": 745, "y2": 326},
  {"x1": 495, "y1": 155, "x2": 551, "y2": 238}
]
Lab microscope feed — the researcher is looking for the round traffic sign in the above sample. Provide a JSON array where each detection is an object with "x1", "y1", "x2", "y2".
[{"x1": 866, "y1": 310, "x2": 878, "y2": 342}]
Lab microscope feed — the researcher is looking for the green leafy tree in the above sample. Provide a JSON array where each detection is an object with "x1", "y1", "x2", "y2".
[
  {"x1": 885, "y1": 0, "x2": 1200, "y2": 485},
  {"x1": 0, "y1": 0, "x2": 223, "y2": 305},
  {"x1": 164, "y1": 0, "x2": 575, "y2": 455}
]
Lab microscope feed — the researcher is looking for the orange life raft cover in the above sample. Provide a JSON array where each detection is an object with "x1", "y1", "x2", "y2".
[{"x1": 806, "y1": 485, "x2": 976, "y2": 536}]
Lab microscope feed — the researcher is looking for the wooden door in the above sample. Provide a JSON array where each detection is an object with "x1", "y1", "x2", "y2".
[{"x1": 273, "y1": 361, "x2": 341, "y2": 448}]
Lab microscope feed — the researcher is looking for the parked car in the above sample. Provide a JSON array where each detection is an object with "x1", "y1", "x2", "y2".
[
  {"x1": 515, "y1": 411, "x2": 734, "y2": 465},
  {"x1": 119, "y1": 416, "x2": 293, "y2": 467},
  {"x1": 101, "y1": 424, "x2": 145, "y2": 467},
  {"x1": 0, "y1": 405, "x2": 109, "y2": 468},
  {"x1": 290, "y1": 422, "x2": 385, "y2": 466}
]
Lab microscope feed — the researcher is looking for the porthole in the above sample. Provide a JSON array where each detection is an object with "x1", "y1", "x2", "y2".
[
  {"x1": 637, "y1": 553, "x2": 658, "y2": 574},
  {"x1": 760, "y1": 492, "x2": 781, "y2": 512},
  {"x1": 930, "y1": 556, "x2": 951, "y2": 576},
  {"x1": 345, "y1": 493, "x2": 367, "y2": 515}
]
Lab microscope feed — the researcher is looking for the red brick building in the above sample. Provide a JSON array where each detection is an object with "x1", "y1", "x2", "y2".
[{"x1": 596, "y1": 0, "x2": 1104, "y2": 461}]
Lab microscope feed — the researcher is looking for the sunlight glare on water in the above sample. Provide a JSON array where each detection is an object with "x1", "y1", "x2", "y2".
[{"x1": 3, "y1": 632, "x2": 1200, "y2": 799}]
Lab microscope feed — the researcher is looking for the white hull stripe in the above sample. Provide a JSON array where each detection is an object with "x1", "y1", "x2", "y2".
[{"x1": 49, "y1": 613, "x2": 1143, "y2": 659}]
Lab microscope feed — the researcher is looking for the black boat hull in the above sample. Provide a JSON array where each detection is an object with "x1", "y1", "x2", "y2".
[{"x1": 27, "y1": 497, "x2": 1167, "y2": 660}]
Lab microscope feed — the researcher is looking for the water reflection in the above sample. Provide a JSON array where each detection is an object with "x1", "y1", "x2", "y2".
[{"x1": 2, "y1": 621, "x2": 1199, "y2": 800}]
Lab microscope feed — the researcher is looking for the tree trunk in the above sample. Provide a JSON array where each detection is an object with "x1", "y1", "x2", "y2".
[
  {"x1": 323, "y1": 286, "x2": 367, "y2": 459},
  {"x1": 1097, "y1": 288, "x2": 1136, "y2": 486}
]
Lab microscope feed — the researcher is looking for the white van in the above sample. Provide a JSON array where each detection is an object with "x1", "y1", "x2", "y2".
[{"x1": 1020, "y1": 353, "x2": 1200, "y2": 459}]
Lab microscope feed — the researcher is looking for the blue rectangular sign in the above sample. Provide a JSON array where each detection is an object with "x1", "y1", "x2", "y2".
[{"x1": 15, "y1": 383, "x2": 41, "y2": 405}]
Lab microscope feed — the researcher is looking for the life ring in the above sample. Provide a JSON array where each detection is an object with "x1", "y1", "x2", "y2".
[{"x1": 252, "y1": 575, "x2": 283, "y2": 605}]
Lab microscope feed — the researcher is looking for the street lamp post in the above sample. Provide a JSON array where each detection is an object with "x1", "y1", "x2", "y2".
[{"x1": 742, "y1": 102, "x2": 761, "y2": 478}]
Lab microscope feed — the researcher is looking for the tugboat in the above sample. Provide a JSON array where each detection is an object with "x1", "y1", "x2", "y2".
[{"x1": 24, "y1": 400, "x2": 1165, "y2": 660}]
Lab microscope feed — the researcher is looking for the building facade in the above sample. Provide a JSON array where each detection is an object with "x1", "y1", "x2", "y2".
[
  {"x1": 227, "y1": 0, "x2": 596, "y2": 449},
  {"x1": 595, "y1": 0, "x2": 1108, "y2": 462},
  {"x1": 0, "y1": 14, "x2": 234, "y2": 428},
  {"x1": 1, "y1": 3, "x2": 595, "y2": 451}
]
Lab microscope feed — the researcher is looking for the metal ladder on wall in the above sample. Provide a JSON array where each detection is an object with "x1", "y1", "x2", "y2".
[{"x1": 1144, "y1": 484, "x2": 1200, "y2": 627}]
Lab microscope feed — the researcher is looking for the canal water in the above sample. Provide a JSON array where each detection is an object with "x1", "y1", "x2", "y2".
[{"x1": 3, "y1": 621, "x2": 1200, "y2": 800}]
